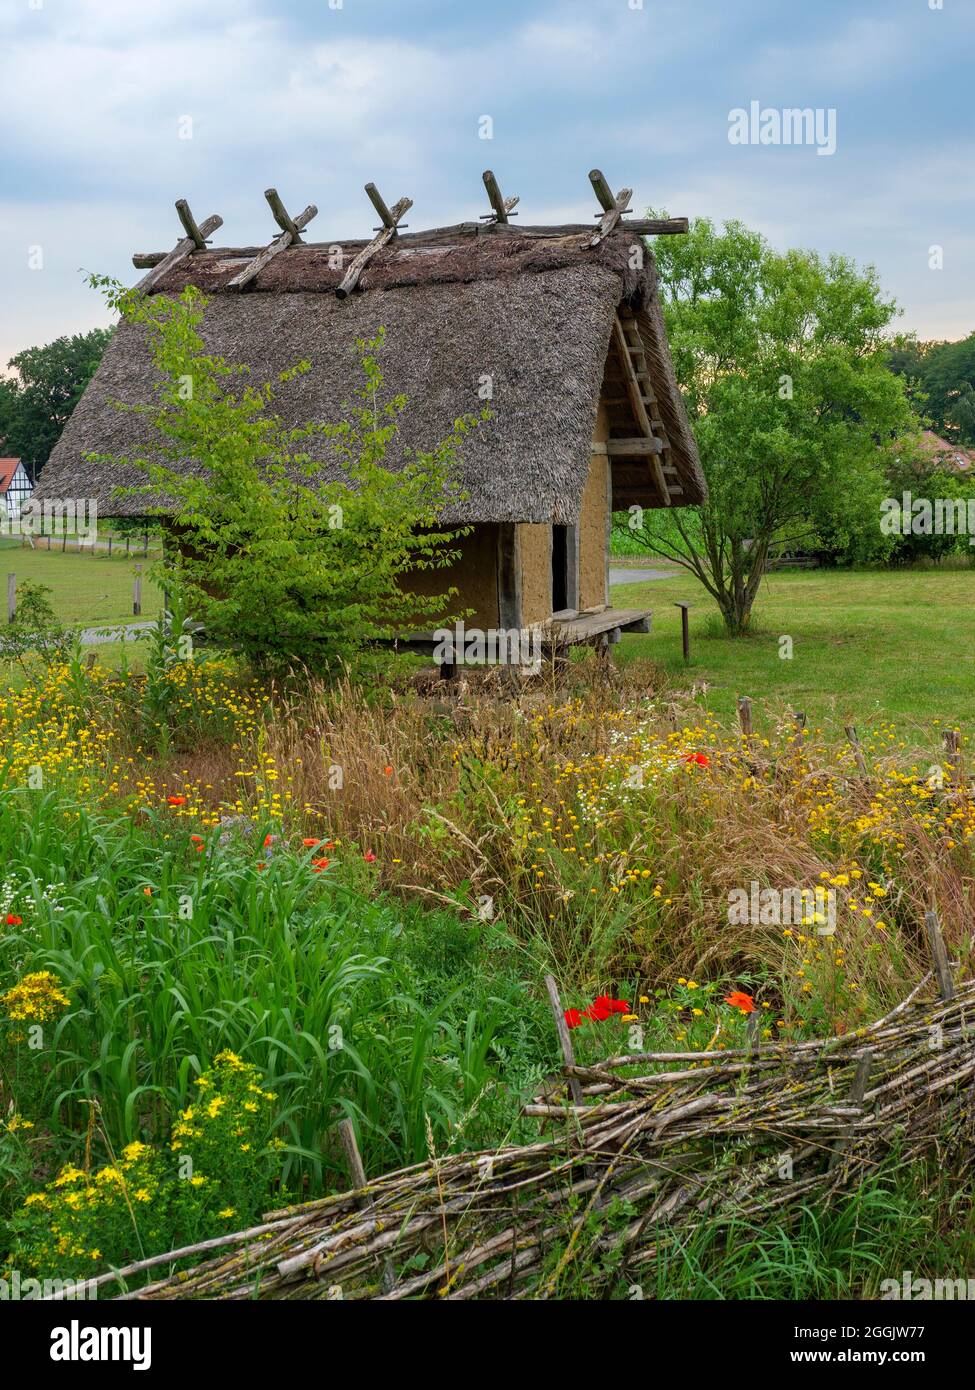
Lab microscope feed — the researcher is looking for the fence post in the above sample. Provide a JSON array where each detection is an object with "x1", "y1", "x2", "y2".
[
  {"x1": 133, "y1": 565, "x2": 142, "y2": 617},
  {"x1": 6, "y1": 573, "x2": 15, "y2": 623},
  {"x1": 544, "y1": 974, "x2": 584, "y2": 1106},
  {"x1": 924, "y1": 908, "x2": 954, "y2": 1002},
  {"x1": 674, "y1": 601, "x2": 691, "y2": 663},
  {"x1": 844, "y1": 725, "x2": 868, "y2": 776},
  {"x1": 337, "y1": 1119, "x2": 396, "y2": 1294},
  {"x1": 829, "y1": 1049, "x2": 874, "y2": 1170},
  {"x1": 942, "y1": 729, "x2": 962, "y2": 789},
  {"x1": 737, "y1": 695, "x2": 753, "y2": 739},
  {"x1": 791, "y1": 710, "x2": 806, "y2": 752}
]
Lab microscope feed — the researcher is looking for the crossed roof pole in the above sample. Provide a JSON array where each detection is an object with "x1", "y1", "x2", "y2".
[{"x1": 131, "y1": 170, "x2": 687, "y2": 299}]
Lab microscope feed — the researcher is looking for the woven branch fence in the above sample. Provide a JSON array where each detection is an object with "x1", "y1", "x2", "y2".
[{"x1": 65, "y1": 934, "x2": 975, "y2": 1303}]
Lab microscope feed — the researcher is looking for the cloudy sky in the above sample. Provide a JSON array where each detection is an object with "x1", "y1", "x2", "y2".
[{"x1": 0, "y1": 0, "x2": 971, "y2": 367}]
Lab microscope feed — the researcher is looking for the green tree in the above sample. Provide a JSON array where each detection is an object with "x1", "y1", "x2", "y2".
[
  {"x1": 0, "y1": 328, "x2": 113, "y2": 478},
  {"x1": 621, "y1": 218, "x2": 914, "y2": 633},
  {"x1": 86, "y1": 281, "x2": 480, "y2": 674}
]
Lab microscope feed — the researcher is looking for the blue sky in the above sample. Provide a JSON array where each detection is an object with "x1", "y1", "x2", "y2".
[{"x1": 0, "y1": 0, "x2": 972, "y2": 367}]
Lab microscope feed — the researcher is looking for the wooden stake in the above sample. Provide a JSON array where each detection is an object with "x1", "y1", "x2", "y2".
[
  {"x1": 829, "y1": 1050, "x2": 873, "y2": 1169},
  {"x1": 924, "y1": 909, "x2": 954, "y2": 1002},
  {"x1": 674, "y1": 601, "x2": 690, "y2": 663},
  {"x1": 942, "y1": 729, "x2": 963, "y2": 788},
  {"x1": 175, "y1": 199, "x2": 207, "y2": 250},
  {"x1": 337, "y1": 1119, "x2": 396, "y2": 1294},
  {"x1": 134, "y1": 206, "x2": 223, "y2": 293},
  {"x1": 226, "y1": 194, "x2": 318, "y2": 291},
  {"x1": 737, "y1": 695, "x2": 753, "y2": 739},
  {"x1": 481, "y1": 170, "x2": 519, "y2": 224},
  {"x1": 588, "y1": 169, "x2": 633, "y2": 247},
  {"x1": 7, "y1": 573, "x2": 15, "y2": 623},
  {"x1": 791, "y1": 710, "x2": 807, "y2": 751},
  {"x1": 336, "y1": 186, "x2": 412, "y2": 299},
  {"x1": 544, "y1": 974, "x2": 584, "y2": 1106},
  {"x1": 133, "y1": 566, "x2": 142, "y2": 617},
  {"x1": 844, "y1": 725, "x2": 867, "y2": 776}
]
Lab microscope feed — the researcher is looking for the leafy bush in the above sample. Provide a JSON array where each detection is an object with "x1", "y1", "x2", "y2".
[{"x1": 85, "y1": 277, "x2": 484, "y2": 674}]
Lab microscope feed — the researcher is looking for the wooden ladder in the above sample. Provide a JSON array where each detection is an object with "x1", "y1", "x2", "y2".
[{"x1": 615, "y1": 314, "x2": 683, "y2": 502}]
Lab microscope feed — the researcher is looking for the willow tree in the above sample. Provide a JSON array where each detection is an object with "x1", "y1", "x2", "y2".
[{"x1": 624, "y1": 218, "x2": 914, "y2": 633}]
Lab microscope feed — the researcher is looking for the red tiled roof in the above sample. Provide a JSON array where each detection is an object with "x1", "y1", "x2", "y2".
[
  {"x1": 919, "y1": 431, "x2": 974, "y2": 473},
  {"x1": 0, "y1": 458, "x2": 23, "y2": 493}
]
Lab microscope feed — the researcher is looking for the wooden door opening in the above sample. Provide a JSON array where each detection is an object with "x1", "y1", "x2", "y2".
[{"x1": 552, "y1": 524, "x2": 569, "y2": 614}]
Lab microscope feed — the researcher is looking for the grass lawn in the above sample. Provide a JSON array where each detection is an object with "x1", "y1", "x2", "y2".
[
  {"x1": 0, "y1": 540, "x2": 162, "y2": 627},
  {"x1": 613, "y1": 564, "x2": 975, "y2": 743}
]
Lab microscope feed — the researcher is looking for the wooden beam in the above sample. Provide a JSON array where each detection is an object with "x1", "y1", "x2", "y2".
[
  {"x1": 134, "y1": 211, "x2": 223, "y2": 292},
  {"x1": 605, "y1": 437, "x2": 664, "y2": 457},
  {"x1": 264, "y1": 188, "x2": 308, "y2": 243},
  {"x1": 132, "y1": 217, "x2": 689, "y2": 270},
  {"x1": 588, "y1": 169, "x2": 632, "y2": 247},
  {"x1": 481, "y1": 169, "x2": 519, "y2": 224},
  {"x1": 175, "y1": 199, "x2": 207, "y2": 250},
  {"x1": 336, "y1": 188, "x2": 412, "y2": 300},
  {"x1": 226, "y1": 201, "x2": 317, "y2": 292}
]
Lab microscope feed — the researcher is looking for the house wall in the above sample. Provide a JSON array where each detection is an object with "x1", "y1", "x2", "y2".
[
  {"x1": 400, "y1": 522, "x2": 501, "y2": 630},
  {"x1": 517, "y1": 524, "x2": 552, "y2": 624},
  {"x1": 578, "y1": 403, "x2": 611, "y2": 610}
]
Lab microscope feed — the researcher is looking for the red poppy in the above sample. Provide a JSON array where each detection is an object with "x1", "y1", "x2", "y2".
[
  {"x1": 683, "y1": 753, "x2": 711, "y2": 768},
  {"x1": 311, "y1": 857, "x2": 330, "y2": 873},
  {"x1": 302, "y1": 838, "x2": 320, "y2": 848},
  {"x1": 384, "y1": 766, "x2": 394, "y2": 776},
  {"x1": 256, "y1": 862, "x2": 267, "y2": 872},
  {"x1": 6, "y1": 914, "x2": 22, "y2": 926},
  {"x1": 363, "y1": 850, "x2": 377, "y2": 863},
  {"x1": 567, "y1": 996, "x2": 630, "y2": 1026},
  {"x1": 263, "y1": 834, "x2": 276, "y2": 847},
  {"x1": 167, "y1": 795, "x2": 187, "y2": 806},
  {"x1": 724, "y1": 990, "x2": 756, "y2": 1014}
]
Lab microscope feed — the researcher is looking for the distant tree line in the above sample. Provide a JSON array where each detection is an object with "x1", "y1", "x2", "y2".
[
  {"x1": 888, "y1": 332, "x2": 975, "y2": 448},
  {"x1": 0, "y1": 327, "x2": 113, "y2": 481}
]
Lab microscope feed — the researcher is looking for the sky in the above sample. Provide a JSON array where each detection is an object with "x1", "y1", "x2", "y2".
[{"x1": 0, "y1": 0, "x2": 972, "y2": 368}]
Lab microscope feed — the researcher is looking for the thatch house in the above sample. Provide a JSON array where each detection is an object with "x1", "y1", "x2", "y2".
[{"x1": 36, "y1": 177, "x2": 705, "y2": 651}]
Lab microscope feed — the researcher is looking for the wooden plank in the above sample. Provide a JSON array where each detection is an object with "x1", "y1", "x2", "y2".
[
  {"x1": 336, "y1": 193, "x2": 412, "y2": 300},
  {"x1": 605, "y1": 437, "x2": 665, "y2": 457},
  {"x1": 134, "y1": 213, "x2": 223, "y2": 292},
  {"x1": 226, "y1": 203, "x2": 318, "y2": 291},
  {"x1": 365, "y1": 182, "x2": 398, "y2": 230}
]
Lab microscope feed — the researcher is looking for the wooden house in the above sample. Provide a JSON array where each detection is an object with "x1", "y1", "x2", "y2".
[
  {"x1": 0, "y1": 458, "x2": 33, "y2": 525},
  {"x1": 36, "y1": 174, "x2": 705, "y2": 654}
]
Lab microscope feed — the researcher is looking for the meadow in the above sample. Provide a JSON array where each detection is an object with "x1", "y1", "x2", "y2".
[{"x1": 0, "y1": 563, "x2": 973, "y2": 1296}]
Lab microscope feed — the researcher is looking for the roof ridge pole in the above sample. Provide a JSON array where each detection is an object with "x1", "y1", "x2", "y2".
[
  {"x1": 588, "y1": 169, "x2": 633, "y2": 247},
  {"x1": 335, "y1": 183, "x2": 413, "y2": 300},
  {"x1": 134, "y1": 200, "x2": 223, "y2": 292},
  {"x1": 225, "y1": 190, "x2": 318, "y2": 292},
  {"x1": 480, "y1": 170, "x2": 520, "y2": 225}
]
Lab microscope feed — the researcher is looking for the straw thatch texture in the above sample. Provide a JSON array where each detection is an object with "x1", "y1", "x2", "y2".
[{"x1": 36, "y1": 227, "x2": 704, "y2": 522}]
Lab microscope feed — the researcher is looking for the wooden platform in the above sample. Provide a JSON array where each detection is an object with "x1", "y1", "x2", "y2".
[{"x1": 542, "y1": 607, "x2": 652, "y2": 649}]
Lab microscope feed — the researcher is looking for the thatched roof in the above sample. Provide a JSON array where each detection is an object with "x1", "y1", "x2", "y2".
[{"x1": 37, "y1": 221, "x2": 705, "y2": 522}]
